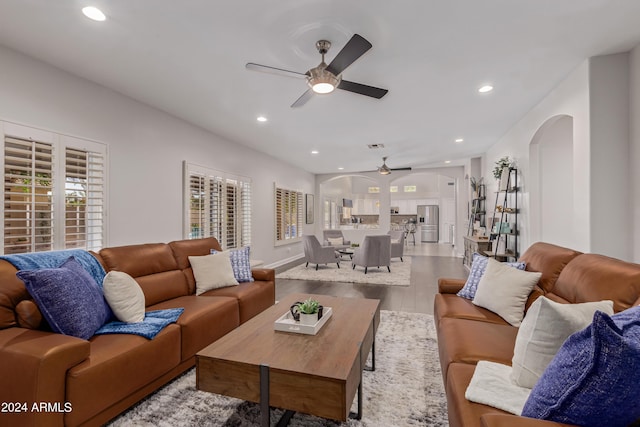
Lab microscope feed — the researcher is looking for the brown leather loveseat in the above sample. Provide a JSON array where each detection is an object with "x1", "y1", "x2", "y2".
[
  {"x1": 0, "y1": 237, "x2": 275, "y2": 427},
  {"x1": 435, "y1": 242, "x2": 640, "y2": 427}
]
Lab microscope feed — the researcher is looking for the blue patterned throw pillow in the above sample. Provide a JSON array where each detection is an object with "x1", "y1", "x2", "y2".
[
  {"x1": 457, "y1": 253, "x2": 526, "y2": 299},
  {"x1": 17, "y1": 256, "x2": 113, "y2": 340},
  {"x1": 211, "y1": 247, "x2": 254, "y2": 283},
  {"x1": 522, "y1": 307, "x2": 640, "y2": 427}
]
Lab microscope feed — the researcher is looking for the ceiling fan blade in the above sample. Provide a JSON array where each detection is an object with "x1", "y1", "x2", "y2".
[
  {"x1": 245, "y1": 63, "x2": 307, "y2": 79},
  {"x1": 337, "y1": 80, "x2": 388, "y2": 99},
  {"x1": 325, "y1": 34, "x2": 372, "y2": 76},
  {"x1": 391, "y1": 167, "x2": 412, "y2": 171},
  {"x1": 291, "y1": 89, "x2": 314, "y2": 108}
]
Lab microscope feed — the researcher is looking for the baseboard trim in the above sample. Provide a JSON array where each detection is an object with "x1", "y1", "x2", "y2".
[{"x1": 264, "y1": 253, "x2": 304, "y2": 269}]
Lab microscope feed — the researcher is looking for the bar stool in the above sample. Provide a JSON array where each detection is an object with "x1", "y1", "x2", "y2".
[{"x1": 404, "y1": 223, "x2": 416, "y2": 246}]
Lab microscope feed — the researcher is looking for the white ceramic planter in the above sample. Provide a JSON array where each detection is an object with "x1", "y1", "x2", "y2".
[{"x1": 299, "y1": 313, "x2": 318, "y2": 325}]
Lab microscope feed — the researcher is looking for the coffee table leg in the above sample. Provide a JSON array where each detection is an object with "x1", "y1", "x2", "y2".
[
  {"x1": 349, "y1": 380, "x2": 363, "y2": 420},
  {"x1": 364, "y1": 338, "x2": 376, "y2": 372},
  {"x1": 260, "y1": 364, "x2": 296, "y2": 427},
  {"x1": 260, "y1": 364, "x2": 270, "y2": 427}
]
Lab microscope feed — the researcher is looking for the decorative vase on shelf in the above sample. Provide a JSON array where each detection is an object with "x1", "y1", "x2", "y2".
[{"x1": 499, "y1": 168, "x2": 510, "y2": 191}]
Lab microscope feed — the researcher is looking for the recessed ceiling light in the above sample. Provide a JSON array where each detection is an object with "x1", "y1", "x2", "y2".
[
  {"x1": 311, "y1": 150, "x2": 319, "y2": 155},
  {"x1": 82, "y1": 6, "x2": 106, "y2": 21},
  {"x1": 256, "y1": 116, "x2": 267, "y2": 122},
  {"x1": 478, "y1": 85, "x2": 494, "y2": 93},
  {"x1": 338, "y1": 167, "x2": 344, "y2": 170},
  {"x1": 455, "y1": 138, "x2": 464, "y2": 143},
  {"x1": 444, "y1": 160, "x2": 452, "y2": 164}
]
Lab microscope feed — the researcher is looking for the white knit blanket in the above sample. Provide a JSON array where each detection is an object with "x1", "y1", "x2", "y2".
[{"x1": 465, "y1": 360, "x2": 532, "y2": 415}]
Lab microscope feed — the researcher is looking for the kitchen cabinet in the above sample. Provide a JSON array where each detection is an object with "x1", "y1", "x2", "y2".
[{"x1": 353, "y1": 199, "x2": 379, "y2": 215}]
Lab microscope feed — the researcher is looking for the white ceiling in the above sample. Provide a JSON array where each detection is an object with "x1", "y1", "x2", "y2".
[{"x1": 1, "y1": 1, "x2": 640, "y2": 174}]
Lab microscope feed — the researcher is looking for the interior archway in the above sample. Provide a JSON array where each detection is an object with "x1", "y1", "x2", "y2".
[{"x1": 529, "y1": 115, "x2": 574, "y2": 246}]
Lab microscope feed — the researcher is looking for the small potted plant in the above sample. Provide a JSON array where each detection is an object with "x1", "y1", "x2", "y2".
[
  {"x1": 493, "y1": 156, "x2": 513, "y2": 190},
  {"x1": 290, "y1": 298, "x2": 323, "y2": 325}
]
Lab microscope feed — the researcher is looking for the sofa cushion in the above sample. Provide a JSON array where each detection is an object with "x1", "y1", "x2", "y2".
[
  {"x1": 511, "y1": 296, "x2": 613, "y2": 388},
  {"x1": 472, "y1": 258, "x2": 542, "y2": 327},
  {"x1": 65, "y1": 323, "x2": 181, "y2": 426},
  {"x1": 457, "y1": 253, "x2": 526, "y2": 300},
  {"x1": 204, "y1": 281, "x2": 275, "y2": 324},
  {"x1": 522, "y1": 307, "x2": 640, "y2": 426},
  {"x1": 434, "y1": 293, "x2": 509, "y2": 325},
  {"x1": 445, "y1": 363, "x2": 510, "y2": 427},
  {"x1": 436, "y1": 317, "x2": 517, "y2": 382},
  {"x1": 149, "y1": 295, "x2": 239, "y2": 360},
  {"x1": 100, "y1": 243, "x2": 190, "y2": 306},
  {"x1": 518, "y1": 242, "x2": 582, "y2": 294},
  {"x1": 189, "y1": 252, "x2": 238, "y2": 295},
  {"x1": 551, "y1": 253, "x2": 640, "y2": 313},
  {"x1": 103, "y1": 271, "x2": 146, "y2": 323},
  {"x1": 15, "y1": 299, "x2": 44, "y2": 329},
  {"x1": 17, "y1": 257, "x2": 112, "y2": 339}
]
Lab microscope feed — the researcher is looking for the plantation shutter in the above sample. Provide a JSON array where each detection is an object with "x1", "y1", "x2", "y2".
[
  {"x1": 3, "y1": 136, "x2": 54, "y2": 254},
  {"x1": 64, "y1": 147, "x2": 105, "y2": 250},
  {"x1": 183, "y1": 162, "x2": 251, "y2": 249},
  {"x1": 274, "y1": 186, "x2": 303, "y2": 243}
]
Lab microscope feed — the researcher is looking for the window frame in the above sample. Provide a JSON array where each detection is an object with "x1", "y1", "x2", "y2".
[{"x1": 1, "y1": 121, "x2": 109, "y2": 254}]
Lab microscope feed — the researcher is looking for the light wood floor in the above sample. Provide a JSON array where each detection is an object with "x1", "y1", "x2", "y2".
[{"x1": 275, "y1": 242, "x2": 468, "y2": 314}]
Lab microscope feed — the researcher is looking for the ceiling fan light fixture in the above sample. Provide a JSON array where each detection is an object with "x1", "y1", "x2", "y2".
[
  {"x1": 378, "y1": 157, "x2": 391, "y2": 175},
  {"x1": 307, "y1": 68, "x2": 340, "y2": 94}
]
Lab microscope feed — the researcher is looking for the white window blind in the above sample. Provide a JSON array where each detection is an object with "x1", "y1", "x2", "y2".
[
  {"x1": 184, "y1": 162, "x2": 251, "y2": 249},
  {"x1": 1, "y1": 122, "x2": 108, "y2": 254},
  {"x1": 3, "y1": 136, "x2": 54, "y2": 254},
  {"x1": 275, "y1": 185, "x2": 303, "y2": 244},
  {"x1": 64, "y1": 147, "x2": 105, "y2": 251}
]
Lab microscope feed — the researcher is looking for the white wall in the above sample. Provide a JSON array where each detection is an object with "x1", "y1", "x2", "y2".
[
  {"x1": 589, "y1": 54, "x2": 631, "y2": 259},
  {"x1": 629, "y1": 44, "x2": 640, "y2": 262},
  {"x1": 486, "y1": 50, "x2": 638, "y2": 261},
  {"x1": 485, "y1": 61, "x2": 590, "y2": 256},
  {"x1": 0, "y1": 45, "x2": 315, "y2": 265}
]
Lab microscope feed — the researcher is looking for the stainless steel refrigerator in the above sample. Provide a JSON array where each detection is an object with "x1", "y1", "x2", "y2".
[{"x1": 417, "y1": 205, "x2": 439, "y2": 242}]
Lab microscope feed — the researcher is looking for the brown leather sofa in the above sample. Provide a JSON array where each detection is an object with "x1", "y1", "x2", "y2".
[
  {"x1": 435, "y1": 242, "x2": 640, "y2": 427},
  {"x1": 0, "y1": 237, "x2": 275, "y2": 427}
]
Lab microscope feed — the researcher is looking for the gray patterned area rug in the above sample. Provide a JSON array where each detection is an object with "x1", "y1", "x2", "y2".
[
  {"x1": 108, "y1": 310, "x2": 448, "y2": 427},
  {"x1": 276, "y1": 258, "x2": 411, "y2": 286}
]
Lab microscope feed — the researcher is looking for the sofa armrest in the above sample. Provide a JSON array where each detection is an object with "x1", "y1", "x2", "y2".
[
  {"x1": 438, "y1": 277, "x2": 466, "y2": 294},
  {"x1": 0, "y1": 327, "x2": 89, "y2": 425},
  {"x1": 481, "y1": 414, "x2": 576, "y2": 427},
  {"x1": 251, "y1": 268, "x2": 275, "y2": 282}
]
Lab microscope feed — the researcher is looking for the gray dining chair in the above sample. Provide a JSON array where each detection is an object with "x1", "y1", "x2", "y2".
[{"x1": 352, "y1": 235, "x2": 391, "y2": 274}]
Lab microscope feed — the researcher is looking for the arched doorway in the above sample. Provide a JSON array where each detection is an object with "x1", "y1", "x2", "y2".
[{"x1": 529, "y1": 115, "x2": 574, "y2": 246}]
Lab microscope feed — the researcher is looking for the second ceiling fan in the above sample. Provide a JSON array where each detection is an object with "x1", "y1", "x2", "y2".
[{"x1": 246, "y1": 34, "x2": 388, "y2": 108}]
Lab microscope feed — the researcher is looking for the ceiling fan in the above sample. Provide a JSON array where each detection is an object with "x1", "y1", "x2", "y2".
[
  {"x1": 246, "y1": 34, "x2": 388, "y2": 108},
  {"x1": 376, "y1": 156, "x2": 412, "y2": 175}
]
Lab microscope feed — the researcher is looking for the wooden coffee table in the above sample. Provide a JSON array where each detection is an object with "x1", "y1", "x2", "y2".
[{"x1": 196, "y1": 293, "x2": 380, "y2": 426}]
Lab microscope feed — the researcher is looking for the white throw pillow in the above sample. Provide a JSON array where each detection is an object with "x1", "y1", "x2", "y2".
[
  {"x1": 511, "y1": 296, "x2": 614, "y2": 388},
  {"x1": 189, "y1": 252, "x2": 238, "y2": 295},
  {"x1": 327, "y1": 237, "x2": 344, "y2": 246},
  {"x1": 103, "y1": 271, "x2": 146, "y2": 323},
  {"x1": 390, "y1": 238, "x2": 400, "y2": 244},
  {"x1": 472, "y1": 257, "x2": 542, "y2": 327}
]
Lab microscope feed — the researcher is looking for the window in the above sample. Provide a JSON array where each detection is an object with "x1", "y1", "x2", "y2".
[
  {"x1": 368, "y1": 186, "x2": 380, "y2": 193},
  {"x1": 390, "y1": 186, "x2": 398, "y2": 192},
  {"x1": 275, "y1": 185, "x2": 303, "y2": 244},
  {"x1": 2, "y1": 122, "x2": 107, "y2": 254},
  {"x1": 184, "y1": 162, "x2": 251, "y2": 249},
  {"x1": 404, "y1": 185, "x2": 417, "y2": 193}
]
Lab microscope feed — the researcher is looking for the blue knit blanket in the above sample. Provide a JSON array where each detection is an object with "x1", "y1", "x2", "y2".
[
  {"x1": 95, "y1": 308, "x2": 184, "y2": 340},
  {"x1": 0, "y1": 249, "x2": 106, "y2": 286}
]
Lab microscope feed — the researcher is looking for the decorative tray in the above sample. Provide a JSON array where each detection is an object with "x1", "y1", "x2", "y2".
[{"x1": 274, "y1": 307, "x2": 333, "y2": 335}]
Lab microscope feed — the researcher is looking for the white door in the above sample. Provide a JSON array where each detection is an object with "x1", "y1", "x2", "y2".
[{"x1": 441, "y1": 198, "x2": 456, "y2": 243}]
